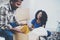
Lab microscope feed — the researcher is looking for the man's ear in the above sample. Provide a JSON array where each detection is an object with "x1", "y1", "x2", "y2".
[{"x1": 10, "y1": 1, "x2": 13, "y2": 4}]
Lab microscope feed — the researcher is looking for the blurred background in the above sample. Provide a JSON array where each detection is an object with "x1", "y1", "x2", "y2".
[{"x1": 0, "y1": 0, "x2": 60, "y2": 32}]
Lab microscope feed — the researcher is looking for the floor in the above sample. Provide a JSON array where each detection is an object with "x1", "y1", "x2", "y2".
[
  {"x1": 0, "y1": 32, "x2": 60, "y2": 40},
  {"x1": 47, "y1": 32, "x2": 60, "y2": 40}
]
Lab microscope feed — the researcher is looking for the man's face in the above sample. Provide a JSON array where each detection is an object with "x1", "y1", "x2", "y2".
[{"x1": 11, "y1": 0, "x2": 22, "y2": 9}]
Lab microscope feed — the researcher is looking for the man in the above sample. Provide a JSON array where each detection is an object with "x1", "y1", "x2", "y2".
[{"x1": 0, "y1": 0, "x2": 23, "y2": 40}]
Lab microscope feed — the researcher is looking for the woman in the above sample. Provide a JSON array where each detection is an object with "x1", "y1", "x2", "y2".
[
  {"x1": 31, "y1": 10, "x2": 47, "y2": 28},
  {"x1": 29, "y1": 10, "x2": 51, "y2": 40}
]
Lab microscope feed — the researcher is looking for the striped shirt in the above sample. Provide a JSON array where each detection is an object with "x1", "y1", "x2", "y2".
[{"x1": 0, "y1": 3, "x2": 16, "y2": 28}]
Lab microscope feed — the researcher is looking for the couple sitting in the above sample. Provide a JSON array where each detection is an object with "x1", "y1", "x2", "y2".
[{"x1": 11, "y1": 10, "x2": 51, "y2": 40}]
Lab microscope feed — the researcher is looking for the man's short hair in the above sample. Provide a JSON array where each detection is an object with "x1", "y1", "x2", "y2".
[{"x1": 10, "y1": 0, "x2": 23, "y2": 2}]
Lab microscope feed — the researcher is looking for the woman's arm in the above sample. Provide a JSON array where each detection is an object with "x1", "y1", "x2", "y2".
[
  {"x1": 29, "y1": 24, "x2": 34, "y2": 31},
  {"x1": 31, "y1": 24, "x2": 34, "y2": 28}
]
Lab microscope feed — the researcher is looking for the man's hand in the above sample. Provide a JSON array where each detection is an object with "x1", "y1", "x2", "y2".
[{"x1": 10, "y1": 26, "x2": 24, "y2": 33}]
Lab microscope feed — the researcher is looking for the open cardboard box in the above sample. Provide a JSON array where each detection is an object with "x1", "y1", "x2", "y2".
[
  {"x1": 14, "y1": 8, "x2": 30, "y2": 40},
  {"x1": 15, "y1": 8, "x2": 30, "y2": 22}
]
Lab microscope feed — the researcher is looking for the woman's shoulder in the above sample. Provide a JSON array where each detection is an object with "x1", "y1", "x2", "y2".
[
  {"x1": 32, "y1": 19, "x2": 36, "y2": 22},
  {"x1": 31, "y1": 19, "x2": 36, "y2": 24}
]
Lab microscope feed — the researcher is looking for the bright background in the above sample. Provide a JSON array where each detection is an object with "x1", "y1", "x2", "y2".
[
  {"x1": 19, "y1": 0, "x2": 60, "y2": 31},
  {"x1": 0, "y1": 0, "x2": 60, "y2": 31}
]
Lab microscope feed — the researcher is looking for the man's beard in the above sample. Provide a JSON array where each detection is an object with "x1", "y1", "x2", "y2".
[
  {"x1": 11, "y1": 4, "x2": 18, "y2": 10},
  {"x1": 12, "y1": 6, "x2": 18, "y2": 10}
]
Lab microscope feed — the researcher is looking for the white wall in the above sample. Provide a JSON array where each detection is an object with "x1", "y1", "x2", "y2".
[
  {"x1": 21, "y1": 0, "x2": 30, "y2": 8},
  {"x1": 29, "y1": 0, "x2": 60, "y2": 31}
]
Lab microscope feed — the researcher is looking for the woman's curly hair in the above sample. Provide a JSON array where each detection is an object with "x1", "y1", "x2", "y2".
[{"x1": 35, "y1": 10, "x2": 48, "y2": 26}]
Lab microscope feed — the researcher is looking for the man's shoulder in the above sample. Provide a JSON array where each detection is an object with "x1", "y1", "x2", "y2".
[{"x1": 0, "y1": 3, "x2": 9, "y2": 10}]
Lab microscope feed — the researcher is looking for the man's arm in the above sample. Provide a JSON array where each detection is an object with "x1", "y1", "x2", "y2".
[
  {"x1": 0, "y1": 6, "x2": 8, "y2": 28},
  {"x1": 10, "y1": 21, "x2": 28, "y2": 32}
]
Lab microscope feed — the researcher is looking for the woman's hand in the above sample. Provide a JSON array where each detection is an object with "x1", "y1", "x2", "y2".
[{"x1": 29, "y1": 27, "x2": 34, "y2": 31}]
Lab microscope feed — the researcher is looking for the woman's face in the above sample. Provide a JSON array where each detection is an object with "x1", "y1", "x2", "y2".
[{"x1": 37, "y1": 12, "x2": 42, "y2": 19}]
